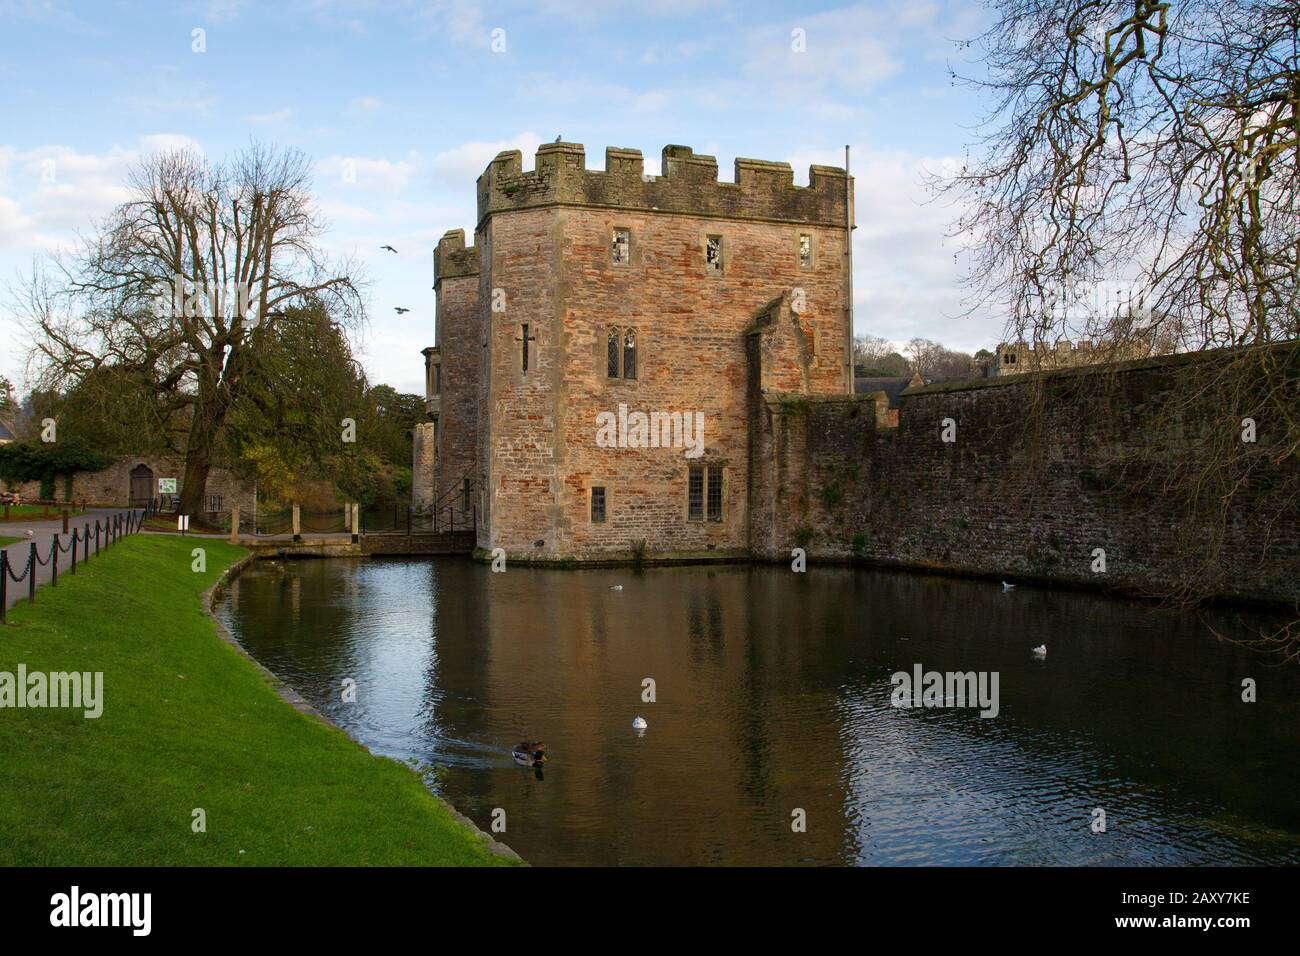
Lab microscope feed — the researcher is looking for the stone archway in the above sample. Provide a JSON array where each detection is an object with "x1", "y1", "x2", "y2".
[{"x1": 129, "y1": 463, "x2": 154, "y2": 505}]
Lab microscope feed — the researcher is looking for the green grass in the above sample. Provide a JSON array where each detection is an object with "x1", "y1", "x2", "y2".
[
  {"x1": 0, "y1": 504, "x2": 87, "y2": 522},
  {"x1": 0, "y1": 534, "x2": 516, "y2": 866},
  {"x1": 0, "y1": 536, "x2": 21, "y2": 548}
]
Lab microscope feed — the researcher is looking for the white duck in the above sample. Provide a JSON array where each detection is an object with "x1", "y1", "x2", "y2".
[
  {"x1": 1032, "y1": 644, "x2": 1047, "y2": 658},
  {"x1": 1002, "y1": 581, "x2": 1016, "y2": 591},
  {"x1": 632, "y1": 716, "x2": 648, "y2": 730}
]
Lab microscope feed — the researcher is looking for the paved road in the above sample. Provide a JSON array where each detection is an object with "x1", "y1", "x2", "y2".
[{"x1": 1, "y1": 509, "x2": 138, "y2": 613}]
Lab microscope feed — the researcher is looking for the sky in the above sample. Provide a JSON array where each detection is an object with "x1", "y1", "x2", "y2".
[{"x1": 0, "y1": 0, "x2": 997, "y2": 396}]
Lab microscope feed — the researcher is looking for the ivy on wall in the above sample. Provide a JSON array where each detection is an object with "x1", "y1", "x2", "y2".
[{"x1": 0, "y1": 439, "x2": 107, "y2": 495}]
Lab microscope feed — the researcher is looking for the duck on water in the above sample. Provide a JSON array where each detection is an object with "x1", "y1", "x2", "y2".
[{"x1": 512, "y1": 742, "x2": 547, "y2": 768}]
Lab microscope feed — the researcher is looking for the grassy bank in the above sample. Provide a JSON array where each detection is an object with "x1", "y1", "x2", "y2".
[
  {"x1": 0, "y1": 534, "x2": 515, "y2": 865},
  {"x1": 0, "y1": 536, "x2": 21, "y2": 548}
]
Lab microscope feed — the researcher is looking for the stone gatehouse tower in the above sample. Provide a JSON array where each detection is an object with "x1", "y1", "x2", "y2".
[{"x1": 414, "y1": 141, "x2": 854, "y2": 561}]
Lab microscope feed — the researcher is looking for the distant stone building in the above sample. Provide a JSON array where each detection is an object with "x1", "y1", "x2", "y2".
[
  {"x1": 9, "y1": 455, "x2": 254, "y2": 513},
  {"x1": 853, "y1": 373, "x2": 923, "y2": 427},
  {"x1": 994, "y1": 335, "x2": 1156, "y2": 375},
  {"x1": 412, "y1": 141, "x2": 855, "y2": 560}
]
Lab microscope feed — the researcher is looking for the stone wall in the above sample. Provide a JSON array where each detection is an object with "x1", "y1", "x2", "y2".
[
  {"x1": 10, "y1": 455, "x2": 255, "y2": 514},
  {"x1": 433, "y1": 229, "x2": 483, "y2": 513},
  {"x1": 476, "y1": 192, "x2": 851, "y2": 561},
  {"x1": 411, "y1": 422, "x2": 435, "y2": 511},
  {"x1": 751, "y1": 347, "x2": 1300, "y2": 604},
  {"x1": 478, "y1": 143, "x2": 850, "y2": 230}
]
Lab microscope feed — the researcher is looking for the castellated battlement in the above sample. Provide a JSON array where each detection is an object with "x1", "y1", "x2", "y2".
[
  {"x1": 476, "y1": 142, "x2": 851, "y2": 228},
  {"x1": 434, "y1": 228, "x2": 479, "y2": 288}
]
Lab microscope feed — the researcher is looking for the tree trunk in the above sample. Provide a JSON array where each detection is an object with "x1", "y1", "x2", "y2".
[
  {"x1": 178, "y1": 449, "x2": 213, "y2": 516},
  {"x1": 177, "y1": 383, "x2": 231, "y2": 516}
]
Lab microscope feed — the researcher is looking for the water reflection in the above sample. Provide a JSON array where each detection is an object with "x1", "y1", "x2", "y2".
[{"x1": 218, "y1": 558, "x2": 1300, "y2": 866}]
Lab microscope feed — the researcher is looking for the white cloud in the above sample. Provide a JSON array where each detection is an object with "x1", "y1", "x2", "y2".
[
  {"x1": 202, "y1": 0, "x2": 246, "y2": 22},
  {"x1": 416, "y1": 0, "x2": 486, "y2": 46},
  {"x1": 430, "y1": 132, "x2": 542, "y2": 185},
  {"x1": 343, "y1": 96, "x2": 384, "y2": 119},
  {"x1": 244, "y1": 108, "x2": 293, "y2": 126},
  {"x1": 318, "y1": 154, "x2": 418, "y2": 194},
  {"x1": 786, "y1": 143, "x2": 996, "y2": 352},
  {"x1": 745, "y1": 8, "x2": 904, "y2": 97}
]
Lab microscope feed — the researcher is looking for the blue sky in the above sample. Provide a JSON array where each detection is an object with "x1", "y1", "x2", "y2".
[{"x1": 0, "y1": 0, "x2": 995, "y2": 394}]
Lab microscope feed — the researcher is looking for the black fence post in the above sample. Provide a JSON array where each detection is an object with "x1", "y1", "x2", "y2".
[
  {"x1": 70, "y1": 531, "x2": 77, "y2": 575},
  {"x1": 1, "y1": 551, "x2": 7, "y2": 623},
  {"x1": 51, "y1": 536, "x2": 58, "y2": 587},
  {"x1": 28, "y1": 543, "x2": 36, "y2": 603}
]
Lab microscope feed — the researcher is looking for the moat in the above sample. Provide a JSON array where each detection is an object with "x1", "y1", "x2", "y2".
[{"x1": 217, "y1": 558, "x2": 1300, "y2": 866}]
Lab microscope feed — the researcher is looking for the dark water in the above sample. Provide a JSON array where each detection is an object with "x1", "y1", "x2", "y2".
[{"x1": 216, "y1": 558, "x2": 1300, "y2": 866}]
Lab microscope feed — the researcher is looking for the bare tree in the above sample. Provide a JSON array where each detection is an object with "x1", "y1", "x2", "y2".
[
  {"x1": 938, "y1": 1, "x2": 1299, "y2": 635},
  {"x1": 906, "y1": 337, "x2": 945, "y2": 377},
  {"x1": 853, "y1": 333, "x2": 893, "y2": 366},
  {"x1": 20, "y1": 144, "x2": 364, "y2": 514},
  {"x1": 853, "y1": 334, "x2": 910, "y2": 375},
  {"x1": 941, "y1": 0, "x2": 1298, "y2": 352}
]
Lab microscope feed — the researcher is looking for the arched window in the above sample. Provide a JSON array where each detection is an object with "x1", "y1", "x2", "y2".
[
  {"x1": 607, "y1": 327, "x2": 621, "y2": 378},
  {"x1": 622, "y1": 328, "x2": 637, "y2": 379}
]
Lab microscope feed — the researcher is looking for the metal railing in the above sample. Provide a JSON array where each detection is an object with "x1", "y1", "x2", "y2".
[
  {"x1": 358, "y1": 502, "x2": 476, "y2": 534},
  {"x1": 1, "y1": 507, "x2": 149, "y2": 623}
]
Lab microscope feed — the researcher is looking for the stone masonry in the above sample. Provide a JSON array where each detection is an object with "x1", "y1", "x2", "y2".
[
  {"x1": 413, "y1": 139, "x2": 1295, "y2": 605},
  {"x1": 418, "y1": 142, "x2": 854, "y2": 559},
  {"x1": 750, "y1": 345, "x2": 1300, "y2": 604},
  {"x1": 11, "y1": 455, "x2": 255, "y2": 514}
]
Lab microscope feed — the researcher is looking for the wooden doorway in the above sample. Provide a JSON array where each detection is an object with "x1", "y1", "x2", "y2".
[{"x1": 129, "y1": 464, "x2": 154, "y2": 505}]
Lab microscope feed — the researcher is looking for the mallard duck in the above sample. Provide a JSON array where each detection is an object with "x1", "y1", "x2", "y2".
[{"x1": 511, "y1": 741, "x2": 547, "y2": 767}]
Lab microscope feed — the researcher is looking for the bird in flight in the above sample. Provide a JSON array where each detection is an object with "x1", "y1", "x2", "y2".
[
  {"x1": 394, "y1": 307, "x2": 410, "y2": 315},
  {"x1": 380, "y1": 244, "x2": 397, "y2": 253}
]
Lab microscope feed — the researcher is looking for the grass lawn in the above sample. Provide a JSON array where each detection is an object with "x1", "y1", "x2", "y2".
[
  {"x1": 0, "y1": 534, "x2": 516, "y2": 866},
  {"x1": 0, "y1": 536, "x2": 22, "y2": 548}
]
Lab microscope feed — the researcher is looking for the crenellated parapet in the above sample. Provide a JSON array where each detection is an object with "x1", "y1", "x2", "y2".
[
  {"x1": 476, "y1": 143, "x2": 851, "y2": 228},
  {"x1": 434, "y1": 228, "x2": 479, "y2": 288}
]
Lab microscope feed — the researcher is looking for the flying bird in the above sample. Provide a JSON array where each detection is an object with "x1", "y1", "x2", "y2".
[
  {"x1": 380, "y1": 244, "x2": 397, "y2": 253},
  {"x1": 394, "y1": 307, "x2": 410, "y2": 315}
]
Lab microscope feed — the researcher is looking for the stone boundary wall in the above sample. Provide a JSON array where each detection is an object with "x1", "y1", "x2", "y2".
[
  {"x1": 10, "y1": 456, "x2": 254, "y2": 513},
  {"x1": 751, "y1": 347, "x2": 1300, "y2": 605}
]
